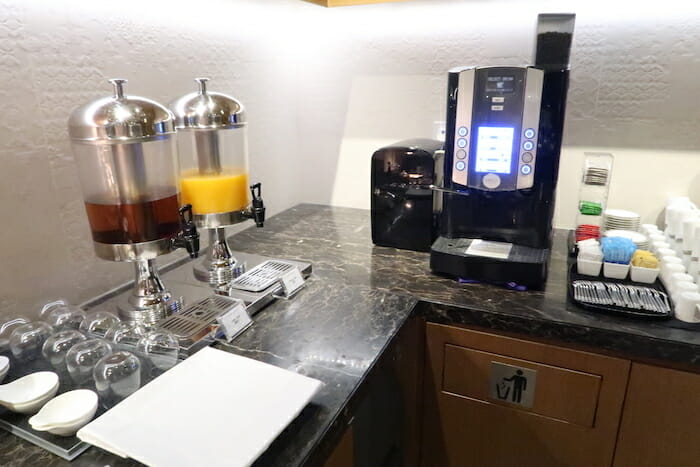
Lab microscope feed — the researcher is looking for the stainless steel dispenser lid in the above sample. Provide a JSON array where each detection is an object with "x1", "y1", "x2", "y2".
[
  {"x1": 170, "y1": 78, "x2": 246, "y2": 129},
  {"x1": 68, "y1": 79, "x2": 175, "y2": 142}
]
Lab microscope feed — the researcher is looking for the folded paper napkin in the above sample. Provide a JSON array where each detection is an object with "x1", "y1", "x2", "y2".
[{"x1": 78, "y1": 347, "x2": 323, "y2": 467}]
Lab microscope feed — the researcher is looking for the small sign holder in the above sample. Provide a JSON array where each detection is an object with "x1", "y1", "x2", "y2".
[
  {"x1": 273, "y1": 268, "x2": 306, "y2": 300},
  {"x1": 216, "y1": 300, "x2": 253, "y2": 342}
]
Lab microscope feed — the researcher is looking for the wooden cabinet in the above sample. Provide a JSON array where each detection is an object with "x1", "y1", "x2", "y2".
[
  {"x1": 324, "y1": 425, "x2": 354, "y2": 467},
  {"x1": 304, "y1": 0, "x2": 408, "y2": 7},
  {"x1": 614, "y1": 363, "x2": 700, "y2": 467},
  {"x1": 422, "y1": 323, "x2": 630, "y2": 467}
]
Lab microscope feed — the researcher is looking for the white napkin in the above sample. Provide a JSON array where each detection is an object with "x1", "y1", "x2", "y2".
[{"x1": 78, "y1": 347, "x2": 322, "y2": 467}]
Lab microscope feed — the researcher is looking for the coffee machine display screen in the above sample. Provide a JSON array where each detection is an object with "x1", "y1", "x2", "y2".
[
  {"x1": 486, "y1": 75, "x2": 515, "y2": 93},
  {"x1": 474, "y1": 126, "x2": 515, "y2": 174}
]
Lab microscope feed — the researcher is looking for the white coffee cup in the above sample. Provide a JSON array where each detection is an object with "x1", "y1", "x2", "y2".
[
  {"x1": 662, "y1": 263, "x2": 686, "y2": 286},
  {"x1": 653, "y1": 241, "x2": 671, "y2": 254},
  {"x1": 672, "y1": 282, "x2": 699, "y2": 304},
  {"x1": 657, "y1": 248, "x2": 677, "y2": 259},
  {"x1": 668, "y1": 272, "x2": 695, "y2": 295},
  {"x1": 643, "y1": 224, "x2": 661, "y2": 234},
  {"x1": 674, "y1": 292, "x2": 700, "y2": 323},
  {"x1": 661, "y1": 256, "x2": 683, "y2": 268}
]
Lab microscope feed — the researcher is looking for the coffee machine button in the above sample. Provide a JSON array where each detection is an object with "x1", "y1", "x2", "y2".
[
  {"x1": 524, "y1": 128, "x2": 536, "y2": 139},
  {"x1": 521, "y1": 164, "x2": 532, "y2": 175},
  {"x1": 521, "y1": 152, "x2": 533, "y2": 163},
  {"x1": 482, "y1": 173, "x2": 501, "y2": 189},
  {"x1": 457, "y1": 138, "x2": 468, "y2": 148},
  {"x1": 456, "y1": 149, "x2": 467, "y2": 159},
  {"x1": 455, "y1": 161, "x2": 466, "y2": 171},
  {"x1": 458, "y1": 127, "x2": 469, "y2": 137},
  {"x1": 523, "y1": 140, "x2": 535, "y2": 151}
]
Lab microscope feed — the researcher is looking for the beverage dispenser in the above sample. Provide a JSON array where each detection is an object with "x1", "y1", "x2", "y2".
[
  {"x1": 170, "y1": 78, "x2": 265, "y2": 287},
  {"x1": 68, "y1": 79, "x2": 200, "y2": 324}
]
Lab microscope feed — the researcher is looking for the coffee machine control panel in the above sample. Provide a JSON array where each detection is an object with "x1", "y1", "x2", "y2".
[{"x1": 449, "y1": 66, "x2": 543, "y2": 191}]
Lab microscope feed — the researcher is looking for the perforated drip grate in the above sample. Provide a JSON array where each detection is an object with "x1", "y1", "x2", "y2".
[
  {"x1": 229, "y1": 260, "x2": 297, "y2": 292},
  {"x1": 158, "y1": 295, "x2": 241, "y2": 343}
]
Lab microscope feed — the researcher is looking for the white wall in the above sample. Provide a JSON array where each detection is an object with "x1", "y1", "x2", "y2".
[
  {"x1": 0, "y1": 0, "x2": 314, "y2": 319},
  {"x1": 297, "y1": 0, "x2": 700, "y2": 227},
  {"x1": 1, "y1": 0, "x2": 699, "y2": 319}
]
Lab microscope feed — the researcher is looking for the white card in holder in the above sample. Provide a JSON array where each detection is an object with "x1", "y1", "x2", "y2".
[
  {"x1": 277, "y1": 268, "x2": 305, "y2": 298},
  {"x1": 216, "y1": 302, "x2": 252, "y2": 342}
]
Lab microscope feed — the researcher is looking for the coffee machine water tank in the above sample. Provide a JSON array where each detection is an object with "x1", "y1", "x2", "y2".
[{"x1": 371, "y1": 139, "x2": 443, "y2": 252}]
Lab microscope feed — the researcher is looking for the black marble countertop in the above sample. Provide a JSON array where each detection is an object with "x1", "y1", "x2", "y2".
[
  {"x1": 2, "y1": 203, "x2": 700, "y2": 467},
  {"x1": 231, "y1": 204, "x2": 700, "y2": 366}
]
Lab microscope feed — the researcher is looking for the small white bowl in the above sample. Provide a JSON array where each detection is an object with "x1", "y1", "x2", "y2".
[
  {"x1": 0, "y1": 372, "x2": 59, "y2": 414},
  {"x1": 29, "y1": 389, "x2": 98, "y2": 436},
  {"x1": 630, "y1": 266, "x2": 660, "y2": 284},
  {"x1": 577, "y1": 259, "x2": 602, "y2": 276},
  {"x1": 603, "y1": 262, "x2": 629, "y2": 279}
]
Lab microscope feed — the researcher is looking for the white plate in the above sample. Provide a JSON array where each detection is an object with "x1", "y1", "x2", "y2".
[{"x1": 605, "y1": 209, "x2": 641, "y2": 219}]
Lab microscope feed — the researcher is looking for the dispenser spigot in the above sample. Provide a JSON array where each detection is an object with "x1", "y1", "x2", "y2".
[
  {"x1": 172, "y1": 204, "x2": 200, "y2": 258},
  {"x1": 246, "y1": 183, "x2": 265, "y2": 228}
]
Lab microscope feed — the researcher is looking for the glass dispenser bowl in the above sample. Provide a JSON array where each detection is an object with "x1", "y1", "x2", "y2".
[
  {"x1": 170, "y1": 78, "x2": 264, "y2": 287},
  {"x1": 69, "y1": 79, "x2": 185, "y2": 261},
  {"x1": 177, "y1": 126, "x2": 249, "y2": 217},
  {"x1": 68, "y1": 79, "x2": 200, "y2": 324},
  {"x1": 170, "y1": 78, "x2": 255, "y2": 224}
]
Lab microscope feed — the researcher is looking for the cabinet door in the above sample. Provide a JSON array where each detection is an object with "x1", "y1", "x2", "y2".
[
  {"x1": 614, "y1": 363, "x2": 700, "y2": 467},
  {"x1": 324, "y1": 425, "x2": 354, "y2": 467},
  {"x1": 422, "y1": 323, "x2": 630, "y2": 467}
]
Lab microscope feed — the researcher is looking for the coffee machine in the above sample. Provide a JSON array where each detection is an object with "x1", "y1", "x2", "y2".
[
  {"x1": 69, "y1": 79, "x2": 200, "y2": 324},
  {"x1": 430, "y1": 14, "x2": 575, "y2": 288},
  {"x1": 371, "y1": 139, "x2": 443, "y2": 252},
  {"x1": 170, "y1": 78, "x2": 265, "y2": 288}
]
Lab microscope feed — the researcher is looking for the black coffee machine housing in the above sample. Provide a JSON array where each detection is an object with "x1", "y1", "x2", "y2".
[
  {"x1": 430, "y1": 14, "x2": 575, "y2": 288},
  {"x1": 371, "y1": 139, "x2": 443, "y2": 252}
]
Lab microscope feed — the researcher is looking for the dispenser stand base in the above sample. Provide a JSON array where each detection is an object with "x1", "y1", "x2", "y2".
[
  {"x1": 193, "y1": 259, "x2": 236, "y2": 286},
  {"x1": 119, "y1": 258, "x2": 183, "y2": 325},
  {"x1": 193, "y1": 227, "x2": 239, "y2": 287}
]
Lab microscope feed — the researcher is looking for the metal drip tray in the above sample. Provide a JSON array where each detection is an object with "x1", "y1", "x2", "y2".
[
  {"x1": 229, "y1": 260, "x2": 297, "y2": 292},
  {"x1": 82, "y1": 251, "x2": 312, "y2": 355},
  {"x1": 158, "y1": 295, "x2": 243, "y2": 356}
]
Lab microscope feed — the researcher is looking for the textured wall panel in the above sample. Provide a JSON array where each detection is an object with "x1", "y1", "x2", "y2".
[
  {"x1": 0, "y1": 0, "x2": 308, "y2": 321},
  {"x1": 1, "y1": 0, "x2": 699, "y2": 321}
]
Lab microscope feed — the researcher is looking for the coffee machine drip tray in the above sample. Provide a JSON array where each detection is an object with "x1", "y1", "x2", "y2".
[{"x1": 430, "y1": 236, "x2": 549, "y2": 289}]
